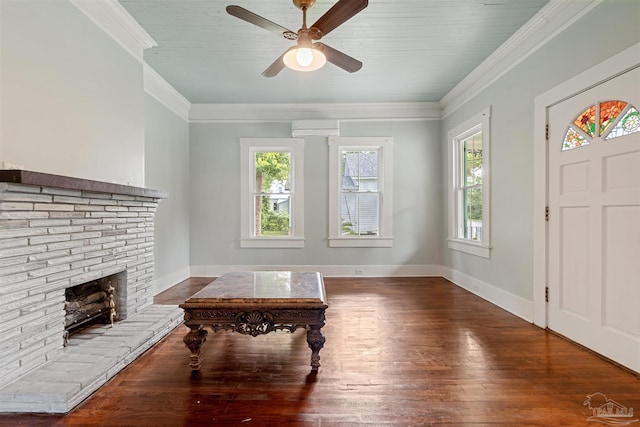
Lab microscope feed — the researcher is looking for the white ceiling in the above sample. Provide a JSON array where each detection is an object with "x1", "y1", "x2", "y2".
[{"x1": 118, "y1": 0, "x2": 549, "y2": 105}]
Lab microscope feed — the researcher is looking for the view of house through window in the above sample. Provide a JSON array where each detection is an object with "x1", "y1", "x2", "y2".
[
  {"x1": 254, "y1": 151, "x2": 291, "y2": 237},
  {"x1": 340, "y1": 150, "x2": 379, "y2": 236},
  {"x1": 240, "y1": 138, "x2": 304, "y2": 248},
  {"x1": 328, "y1": 136, "x2": 393, "y2": 248}
]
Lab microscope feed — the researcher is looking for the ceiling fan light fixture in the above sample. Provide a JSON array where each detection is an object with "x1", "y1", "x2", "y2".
[
  {"x1": 296, "y1": 47, "x2": 313, "y2": 66},
  {"x1": 227, "y1": 0, "x2": 368, "y2": 77},
  {"x1": 283, "y1": 46, "x2": 326, "y2": 72}
]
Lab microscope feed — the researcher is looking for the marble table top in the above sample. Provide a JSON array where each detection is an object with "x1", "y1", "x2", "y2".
[{"x1": 183, "y1": 271, "x2": 327, "y2": 306}]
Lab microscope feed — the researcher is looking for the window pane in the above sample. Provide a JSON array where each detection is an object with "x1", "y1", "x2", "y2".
[
  {"x1": 604, "y1": 106, "x2": 640, "y2": 140},
  {"x1": 341, "y1": 193, "x2": 358, "y2": 235},
  {"x1": 463, "y1": 187, "x2": 482, "y2": 241},
  {"x1": 253, "y1": 151, "x2": 291, "y2": 237},
  {"x1": 255, "y1": 195, "x2": 290, "y2": 237},
  {"x1": 340, "y1": 149, "x2": 380, "y2": 236},
  {"x1": 562, "y1": 127, "x2": 589, "y2": 151},
  {"x1": 341, "y1": 193, "x2": 379, "y2": 236},
  {"x1": 463, "y1": 132, "x2": 483, "y2": 186},
  {"x1": 255, "y1": 152, "x2": 290, "y2": 193},
  {"x1": 573, "y1": 105, "x2": 596, "y2": 137},
  {"x1": 599, "y1": 100, "x2": 627, "y2": 135},
  {"x1": 358, "y1": 193, "x2": 379, "y2": 235},
  {"x1": 341, "y1": 150, "x2": 378, "y2": 191}
]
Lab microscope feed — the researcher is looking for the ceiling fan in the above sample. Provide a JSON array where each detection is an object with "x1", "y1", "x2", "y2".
[{"x1": 226, "y1": 0, "x2": 368, "y2": 77}]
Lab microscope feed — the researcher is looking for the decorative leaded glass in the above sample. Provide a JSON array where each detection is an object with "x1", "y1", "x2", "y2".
[
  {"x1": 605, "y1": 106, "x2": 640, "y2": 140},
  {"x1": 574, "y1": 105, "x2": 596, "y2": 137},
  {"x1": 599, "y1": 100, "x2": 627, "y2": 135},
  {"x1": 562, "y1": 127, "x2": 588, "y2": 151},
  {"x1": 562, "y1": 101, "x2": 639, "y2": 151}
]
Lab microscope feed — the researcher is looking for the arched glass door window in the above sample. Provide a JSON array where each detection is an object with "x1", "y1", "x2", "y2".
[{"x1": 562, "y1": 100, "x2": 639, "y2": 151}]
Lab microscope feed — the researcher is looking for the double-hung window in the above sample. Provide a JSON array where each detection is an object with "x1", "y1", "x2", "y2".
[
  {"x1": 240, "y1": 138, "x2": 305, "y2": 248},
  {"x1": 448, "y1": 107, "x2": 491, "y2": 258},
  {"x1": 328, "y1": 137, "x2": 393, "y2": 247}
]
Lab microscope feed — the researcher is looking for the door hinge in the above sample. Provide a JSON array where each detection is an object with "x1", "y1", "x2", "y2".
[
  {"x1": 545, "y1": 206, "x2": 549, "y2": 222},
  {"x1": 545, "y1": 286, "x2": 549, "y2": 303},
  {"x1": 545, "y1": 124, "x2": 549, "y2": 140}
]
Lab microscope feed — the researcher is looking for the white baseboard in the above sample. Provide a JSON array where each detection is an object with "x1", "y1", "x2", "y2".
[
  {"x1": 162, "y1": 264, "x2": 533, "y2": 324},
  {"x1": 154, "y1": 266, "x2": 191, "y2": 294},
  {"x1": 189, "y1": 264, "x2": 443, "y2": 278},
  {"x1": 441, "y1": 266, "x2": 534, "y2": 323}
]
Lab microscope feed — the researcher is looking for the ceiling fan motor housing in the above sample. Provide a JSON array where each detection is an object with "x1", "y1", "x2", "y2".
[{"x1": 293, "y1": 0, "x2": 316, "y2": 10}]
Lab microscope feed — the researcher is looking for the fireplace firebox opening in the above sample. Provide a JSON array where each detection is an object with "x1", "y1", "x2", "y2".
[{"x1": 63, "y1": 271, "x2": 126, "y2": 345}]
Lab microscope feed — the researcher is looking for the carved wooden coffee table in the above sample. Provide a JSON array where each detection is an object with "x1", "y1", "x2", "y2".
[{"x1": 179, "y1": 271, "x2": 328, "y2": 372}]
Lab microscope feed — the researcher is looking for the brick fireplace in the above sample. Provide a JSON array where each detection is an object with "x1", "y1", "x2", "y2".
[{"x1": 0, "y1": 170, "x2": 183, "y2": 413}]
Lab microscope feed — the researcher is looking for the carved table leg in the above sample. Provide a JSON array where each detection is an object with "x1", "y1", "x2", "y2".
[
  {"x1": 183, "y1": 325, "x2": 208, "y2": 370},
  {"x1": 306, "y1": 325, "x2": 326, "y2": 371}
]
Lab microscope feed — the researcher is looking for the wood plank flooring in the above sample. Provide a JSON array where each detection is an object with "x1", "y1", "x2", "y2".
[{"x1": 1, "y1": 277, "x2": 638, "y2": 426}]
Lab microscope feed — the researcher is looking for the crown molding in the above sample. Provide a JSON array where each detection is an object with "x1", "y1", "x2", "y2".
[
  {"x1": 189, "y1": 102, "x2": 442, "y2": 123},
  {"x1": 70, "y1": 0, "x2": 156, "y2": 62},
  {"x1": 144, "y1": 64, "x2": 191, "y2": 122},
  {"x1": 439, "y1": 0, "x2": 604, "y2": 118}
]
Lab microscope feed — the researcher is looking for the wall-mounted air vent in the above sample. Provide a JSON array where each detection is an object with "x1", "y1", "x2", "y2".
[{"x1": 291, "y1": 120, "x2": 340, "y2": 137}]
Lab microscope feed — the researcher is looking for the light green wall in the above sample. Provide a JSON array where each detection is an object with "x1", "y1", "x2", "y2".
[
  {"x1": 189, "y1": 120, "x2": 442, "y2": 269},
  {"x1": 441, "y1": 0, "x2": 640, "y2": 300},
  {"x1": 144, "y1": 95, "x2": 190, "y2": 284},
  {"x1": 0, "y1": 0, "x2": 145, "y2": 186}
]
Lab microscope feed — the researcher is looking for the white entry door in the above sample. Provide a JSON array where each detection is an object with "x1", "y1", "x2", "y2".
[{"x1": 548, "y1": 66, "x2": 640, "y2": 373}]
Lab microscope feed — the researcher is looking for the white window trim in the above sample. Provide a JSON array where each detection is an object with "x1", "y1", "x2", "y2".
[
  {"x1": 240, "y1": 138, "x2": 305, "y2": 248},
  {"x1": 447, "y1": 107, "x2": 492, "y2": 258},
  {"x1": 328, "y1": 136, "x2": 394, "y2": 248}
]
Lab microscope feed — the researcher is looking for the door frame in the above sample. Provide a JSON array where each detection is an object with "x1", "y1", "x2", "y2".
[{"x1": 532, "y1": 42, "x2": 640, "y2": 328}]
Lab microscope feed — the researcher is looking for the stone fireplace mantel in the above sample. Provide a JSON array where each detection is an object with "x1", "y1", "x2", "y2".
[
  {"x1": 0, "y1": 170, "x2": 168, "y2": 199},
  {"x1": 0, "y1": 170, "x2": 182, "y2": 413}
]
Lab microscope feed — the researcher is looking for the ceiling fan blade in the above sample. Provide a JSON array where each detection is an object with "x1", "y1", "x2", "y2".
[
  {"x1": 226, "y1": 5, "x2": 297, "y2": 40},
  {"x1": 262, "y1": 50, "x2": 289, "y2": 77},
  {"x1": 311, "y1": 0, "x2": 368, "y2": 38},
  {"x1": 314, "y1": 43, "x2": 362, "y2": 73}
]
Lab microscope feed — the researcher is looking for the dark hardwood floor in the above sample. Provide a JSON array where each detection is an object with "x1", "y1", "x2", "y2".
[{"x1": 1, "y1": 277, "x2": 638, "y2": 426}]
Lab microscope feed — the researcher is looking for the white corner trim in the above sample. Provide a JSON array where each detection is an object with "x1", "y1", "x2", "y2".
[
  {"x1": 440, "y1": 0, "x2": 604, "y2": 118},
  {"x1": 144, "y1": 64, "x2": 191, "y2": 121},
  {"x1": 189, "y1": 102, "x2": 442, "y2": 123},
  {"x1": 442, "y1": 266, "x2": 534, "y2": 323},
  {"x1": 70, "y1": 0, "x2": 156, "y2": 62}
]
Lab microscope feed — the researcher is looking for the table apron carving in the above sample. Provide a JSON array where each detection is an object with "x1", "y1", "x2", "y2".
[{"x1": 185, "y1": 308, "x2": 325, "y2": 325}]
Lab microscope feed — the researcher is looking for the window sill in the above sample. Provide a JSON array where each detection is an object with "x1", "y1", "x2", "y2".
[
  {"x1": 329, "y1": 237, "x2": 393, "y2": 248},
  {"x1": 241, "y1": 238, "x2": 305, "y2": 249},
  {"x1": 448, "y1": 239, "x2": 491, "y2": 258}
]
